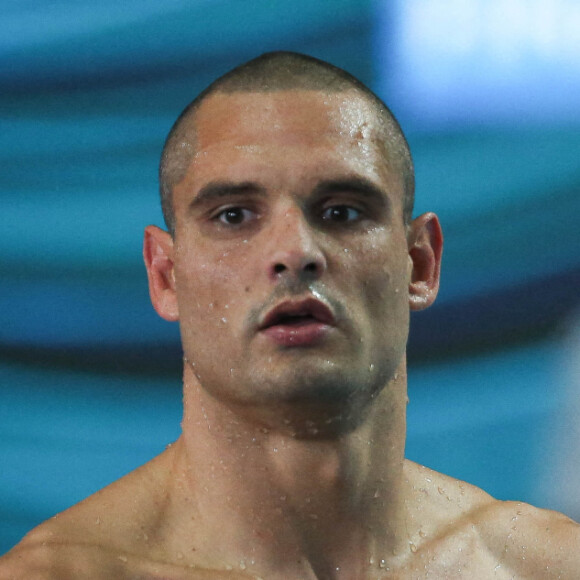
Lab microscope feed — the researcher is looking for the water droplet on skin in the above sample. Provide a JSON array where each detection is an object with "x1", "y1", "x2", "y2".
[
  {"x1": 95, "y1": 517, "x2": 101, "y2": 525},
  {"x1": 437, "y1": 486, "x2": 445, "y2": 495},
  {"x1": 369, "y1": 364, "x2": 375, "y2": 372},
  {"x1": 419, "y1": 530, "x2": 427, "y2": 538},
  {"x1": 201, "y1": 405, "x2": 211, "y2": 430},
  {"x1": 379, "y1": 559, "x2": 387, "y2": 568},
  {"x1": 118, "y1": 555, "x2": 128, "y2": 563},
  {"x1": 374, "y1": 489, "x2": 380, "y2": 498},
  {"x1": 221, "y1": 317, "x2": 228, "y2": 324},
  {"x1": 239, "y1": 560, "x2": 247, "y2": 570},
  {"x1": 410, "y1": 543, "x2": 417, "y2": 553}
]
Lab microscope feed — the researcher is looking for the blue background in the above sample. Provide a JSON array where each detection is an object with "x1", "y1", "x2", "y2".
[{"x1": 2, "y1": 0, "x2": 579, "y2": 554}]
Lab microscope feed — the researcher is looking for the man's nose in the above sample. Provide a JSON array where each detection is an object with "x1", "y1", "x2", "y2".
[{"x1": 266, "y1": 210, "x2": 327, "y2": 282}]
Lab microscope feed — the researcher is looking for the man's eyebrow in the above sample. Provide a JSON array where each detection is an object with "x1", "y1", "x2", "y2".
[
  {"x1": 311, "y1": 176, "x2": 390, "y2": 207},
  {"x1": 188, "y1": 181, "x2": 267, "y2": 210}
]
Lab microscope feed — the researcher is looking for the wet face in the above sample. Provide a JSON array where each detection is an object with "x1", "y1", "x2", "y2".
[{"x1": 169, "y1": 90, "x2": 413, "y2": 423}]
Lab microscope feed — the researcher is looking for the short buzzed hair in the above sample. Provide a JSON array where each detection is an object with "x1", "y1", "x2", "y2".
[{"x1": 159, "y1": 51, "x2": 414, "y2": 235}]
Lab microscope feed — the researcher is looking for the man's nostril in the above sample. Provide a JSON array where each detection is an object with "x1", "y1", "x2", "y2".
[
  {"x1": 304, "y1": 262, "x2": 317, "y2": 273},
  {"x1": 273, "y1": 263, "x2": 286, "y2": 274}
]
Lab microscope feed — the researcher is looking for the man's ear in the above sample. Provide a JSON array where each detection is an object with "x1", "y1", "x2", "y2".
[
  {"x1": 143, "y1": 225, "x2": 179, "y2": 322},
  {"x1": 407, "y1": 212, "x2": 443, "y2": 311}
]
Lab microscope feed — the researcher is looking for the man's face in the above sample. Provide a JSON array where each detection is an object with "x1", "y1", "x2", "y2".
[{"x1": 170, "y1": 89, "x2": 413, "y2": 422}]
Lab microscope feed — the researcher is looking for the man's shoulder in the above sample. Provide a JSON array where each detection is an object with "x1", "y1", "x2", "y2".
[
  {"x1": 0, "y1": 450, "x2": 167, "y2": 579},
  {"x1": 0, "y1": 529, "x2": 122, "y2": 580},
  {"x1": 0, "y1": 531, "x2": 246, "y2": 580},
  {"x1": 476, "y1": 498, "x2": 580, "y2": 578},
  {"x1": 406, "y1": 461, "x2": 580, "y2": 578}
]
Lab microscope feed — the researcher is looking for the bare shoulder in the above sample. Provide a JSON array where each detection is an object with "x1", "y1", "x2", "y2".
[
  {"x1": 0, "y1": 450, "x2": 164, "y2": 579},
  {"x1": 0, "y1": 476, "x2": 153, "y2": 580},
  {"x1": 404, "y1": 460, "x2": 580, "y2": 579},
  {"x1": 0, "y1": 536, "x2": 128, "y2": 580},
  {"x1": 0, "y1": 447, "x2": 252, "y2": 579},
  {"x1": 477, "y1": 498, "x2": 580, "y2": 578},
  {"x1": 0, "y1": 538, "x2": 250, "y2": 580}
]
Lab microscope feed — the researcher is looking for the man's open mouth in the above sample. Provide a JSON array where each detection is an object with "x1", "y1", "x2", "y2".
[
  {"x1": 259, "y1": 298, "x2": 335, "y2": 330},
  {"x1": 258, "y1": 298, "x2": 335, "y2": 347}
]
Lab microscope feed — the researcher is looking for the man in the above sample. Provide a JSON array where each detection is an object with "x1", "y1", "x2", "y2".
[{"x1": 1, "y1": 51, "x2": 578, "y2": 579}]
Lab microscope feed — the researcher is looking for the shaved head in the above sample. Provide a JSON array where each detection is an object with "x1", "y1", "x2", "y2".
[{"x1": 159, "y1": 51, "x2": 414, "y2": 235}]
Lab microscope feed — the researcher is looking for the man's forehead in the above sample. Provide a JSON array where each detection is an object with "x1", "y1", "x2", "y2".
[
  {"x1": 190, "y1": 89, "x2": 384, "y2": 147},
  {"x1": 167, "y1": 91, "x2": 405, "y2": 211}
]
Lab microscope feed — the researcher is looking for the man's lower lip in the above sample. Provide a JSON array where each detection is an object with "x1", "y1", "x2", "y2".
[{"x1": 260, "y1": 323, "x2": 332, "y2": 346}]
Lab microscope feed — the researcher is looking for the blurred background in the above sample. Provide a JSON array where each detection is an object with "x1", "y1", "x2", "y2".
[{"x1": 1, "y1": 0, "x2": 579, "y2": 554}]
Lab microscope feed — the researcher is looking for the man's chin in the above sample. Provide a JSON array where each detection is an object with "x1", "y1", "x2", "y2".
[{"x1": 230, "y1": 363, "x2": 384, "y2": 433}]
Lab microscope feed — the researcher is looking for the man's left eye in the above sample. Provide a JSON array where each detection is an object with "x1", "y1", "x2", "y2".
[{"x1": 321, "y1": 205, "x2": 361, "y2": 222}]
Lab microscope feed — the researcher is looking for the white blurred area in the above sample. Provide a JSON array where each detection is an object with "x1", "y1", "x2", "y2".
[{"x1": 379, "y1": 0, "x2": 580, "y2": 129}]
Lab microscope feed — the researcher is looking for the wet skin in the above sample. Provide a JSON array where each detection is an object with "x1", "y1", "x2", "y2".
[
  {"x1": 1, "y1": 89, "x2": 579, "y2": 579},
  {"x1": 165, "y1": 89, "x2": 417, "y2": 430}
]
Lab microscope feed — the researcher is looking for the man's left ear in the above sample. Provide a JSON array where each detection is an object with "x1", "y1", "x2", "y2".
[{"x1": 407, "y1": 212, "x2": 443, "y2": 311}]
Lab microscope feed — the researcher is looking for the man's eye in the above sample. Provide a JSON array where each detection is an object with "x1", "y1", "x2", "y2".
[
  {"x1": 216, "y1": 207, "x2": 255, "y2": 225},
  {"x1": 321, "y1": 205, "x2": 361, "y2": 222}
]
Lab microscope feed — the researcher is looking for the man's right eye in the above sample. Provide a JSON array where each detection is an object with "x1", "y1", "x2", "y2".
[{"x1": 215, "y1": 207, "x2": 255, "y2": 225}]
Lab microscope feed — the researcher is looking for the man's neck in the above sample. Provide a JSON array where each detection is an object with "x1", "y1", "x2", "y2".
[{"x1": 165, "y1": 363, "x2": 412, "y2": 579}]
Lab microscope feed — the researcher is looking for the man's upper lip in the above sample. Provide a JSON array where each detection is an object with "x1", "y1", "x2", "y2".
[{"x1": 259, "y1": 298, "x2": 336, "y2": 329}]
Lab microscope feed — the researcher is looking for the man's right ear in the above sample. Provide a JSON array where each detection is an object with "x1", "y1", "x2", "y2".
[{"x1": 143, "y1": 225, "x2": 179, "y2": 322}]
